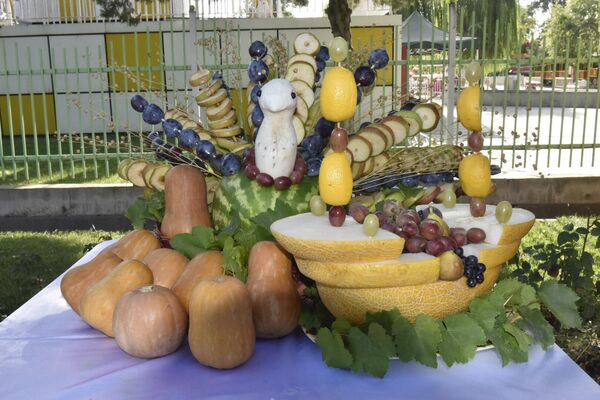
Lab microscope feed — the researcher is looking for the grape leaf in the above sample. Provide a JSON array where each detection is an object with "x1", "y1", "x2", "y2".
[
  {"x1": 365, "y1": 308, "x2": 402, "y2": 332},
  {"x1": 222, "y1": 236, "x2": 248, "y2": 282},
  {"x1": 347, "y1": 325, "x2": 391, "y2": 378},
  {"x1": 125, "y1": 198, "x2": 148, "y2": 229},
  {"x1": 517, "y1": 305, "x2": 555, "y2": 349},
  {"x1": 170, "y1": 226, "x2": 218, "y2": 259},
  {"x1": 316, "y1": 328, "x2": 353, "y2": 370},
  {"x1": 488, "y1": 326, "x2": 529, "y2": 366},
  {"x1": 502, "y1": 323, "x2": 532, "y2": 353},
  {"x1": 507, "y1": 284, "x2": 537, "y2": 307},
  {"x1": 538, "y1": 280, "x2": 582, "y2": 329},
  {"x1": 469, "y1": 297, "x2": 504, "y2": 334},
  {"x1": 413, "y1": 315, "x2": 443, "y2": 368},
  {"x1": 488, "y1": 279, "x2": 522, "y2": 307},
  {"x1": 438, "y1": 314, "x2": 487, "y2": 366},
  {"x1": 331, "y1": 319, "x2": 352, "y2": 335},
  {"x1": 391, "y1": 316, "x2": 418, "y2": 362},
  {"x1": 368, "y1": 323, "x2": 396, "y2": 358}
]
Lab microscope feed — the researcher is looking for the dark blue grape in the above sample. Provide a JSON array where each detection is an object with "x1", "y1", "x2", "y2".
[
  {"x1": 130, "y1": 94, "x2": 148, "y2": 112},
  {"x1": 465, "y1": 268, "x2": 475, "y2": 279},
  {"x1": 401, "y1": 176, "x2": 419, "y2": 187},
  {"x1": 454, "y1": 247, "x2": 464, "y2": 257},
  {"x1": 315, "y1": 118, "x2": 336, "y2": 139},
  {"x1": 316, "y1": 46, "x2": 330, "y2": 62},
  {"x1": 419, "y1": 173, "x2": 443, "y2": 186},
  {"x1": 467, "y1": 278, "x2": 477, "y2": 288},
  {"x1": 491, "y1": 164, "x2": 502, "y2": 175},
  {"x1": 440, "y1": 172, "x2": 454, "y2": 183},
  {"x1": 354, "y1": 66, "x2": 376, "y2": 87},
  {"x1": 211, "y1": 154, "x2": 224, "y2": 172},
  {"x1": 162, "y1": 118, "x2": 182, "y2": 138},
  {"x1": 401, "y1": 101, "x2": 418, "y2": 111},
  {"x1": 248, "y1": 59, "x2": 269, "y2": 83},
  {"x1": 148, "y1": 132, "x2": 163, "y2": 148},
  {"x1": 306, "y1": 157, "x2": 322, "y2": 177},
  {"x1": 476, "y1": 263, "x2": 486, "y2": 273},
  {"x1": 465, "y1": 255, "x2": 478, "y2": 267},
  {"x1": 299, "y1": 149, "x2": 311, "y2": 161},
  {"x1": 196, "y1": 140, "x2": 216, "y2": 160},
  {"x1": 221, "y1": 153, "x2": 242, "y2": 177},
  {"x1": 179, "y1": 129, "x2": 200, "y2": 149},
  {"x1": 368, "y1": 48, "x2": 389, "y2": 69},
  {"x1": 476, "y1": 274, "x2": 485, "y2": 283},
  {"x1": 143, "y1": 104, "x2": 164, "y2": 125},
  {"x1": 251, "y1": 105, "x2": 264, "y2": 127},
  {"x1": 251, "y1": 85, "x2": 262, "y2": 104},
  {"x1": 249, "y1": 40, "x2": 268, "y2": 59},
  {"x1": 302, "y1": 134, "x2": 323, "y2": 157},
  {"x1": 316, "y1": 59, "x2": 326, "y2": 72}
]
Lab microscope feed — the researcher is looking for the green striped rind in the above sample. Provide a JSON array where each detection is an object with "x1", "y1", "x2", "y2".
[{"x1": 212, "y1": 173, "x2": 319, "y2": 230}]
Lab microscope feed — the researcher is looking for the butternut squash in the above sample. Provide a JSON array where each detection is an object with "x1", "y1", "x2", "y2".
[
  {"x1": 104, "y1": 229, "x2": 161, "y2": 261},
  {"x1": 60, "y1": 251, "x2": 123, "y2": 314},
  {"x1": 172, "y1": 250, "x2": 224, "y2": 312},
  {"x1": 246, "y1": 241, "x2": 301, "y2": 338},
  {"x1": 113, "y1": 285, "x2": 187, "y2": 358},
  {"x1": 79, "y1": 260, "x2": 153, "y2": 337},
  {"x1": 188, "y1": 276, "x2": 255, "y2": 369},
  {"x1": 142, "y1": 248, "x2": 189, "y2": 288},
  {"x1": 161, "y1": 165, "x2": 212, "y2": 239}
]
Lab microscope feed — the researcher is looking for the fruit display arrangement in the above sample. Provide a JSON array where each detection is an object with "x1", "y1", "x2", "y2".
[{"x1": 61, "y1": 33, "x2": 582, "y2": 378}]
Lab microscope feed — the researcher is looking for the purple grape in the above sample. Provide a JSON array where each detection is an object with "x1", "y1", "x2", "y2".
[
  {"x1": 329, "y1": 206, "x2": 346, "y2": 227},
  {"x1": 244, "y1": 163, "x2": 259, "y2": 180},
  {"x1": 420, "y1": 219, "x2": 442, "y2": 241},
  {"x1": 316, "y1": 46, "x2": 329, "y2": 61},
  {"x1": 196, "y1": 140, "x2": 216, "y2": 160},
  {"x1": 211, "y1": 154, "x2": 224, "y2": 172},
  {"x1": 368, "y1": 48, "x2": 389, "y2": 69},
  {"x1": 451, "y1": 227, "x2": 467, "y2": 247},
  {"x1": 162, "y1": 118, "x2": 182, "y2": 138},
  {"x1": 290, "y1": 170, "x2": 304, "y2": 184},
  {"x1": 179, "y1": 128, "x2": 200, "y2": 149},
  {"x1": 130, "y1": 94, "x2": 148, "y2": 112},
  {"x1": 294, "y1": 157, "x2": 307, "y2": 175},
  {"x1": 249, "y1": 40, "x2": 268, "y2": 59},
  {"x1": 405, "y1": 237, "x2": 427, "y2": 253},
  {"x1": 315, "y1": 118, "x2": 336, "y2": 139},
  {"x1": 221, "y1": 153, "x2": 242, "y2": 177},
  {"x1": 301, "y1": 134, "x2": 323, "y2": 157},
  {"x1": 401, "y1": 176, "x2": 419, "y2": 187},
  {"x1": 426, "y1": 239, "x2": 445, "y2": 256},
  {"x1": 251, "y1": 85, "x2": 262, "y2": 104},
  {"x1": 401, "y1": 221, "x2": 419, "y2": 237},
  {"x1": 248, "y1": 59, "x2": 269, "y2": 83},
  {"x1": 439, "y1": 236, "x2": 457, "y2": 251},
  {"x1": 274, "y1": 176, "x2": 292, "y2": 190},
  {"x1": 381, "y1": 222, "x2": 396, "y2": 232},
  {"x1": 349, "y1": 202, "x2": 370, "y2": 224},
  {"x1": 316, "y1": 59, "x2": 326, "y2": 72},
  {"x1": 306, "y1": 157, "x2": 322, "y2": 177},
  {"x1": 467, "y1": 227, "x2": 486, "y2": 244},
  {"x1": 142, "y1": 104, "x2": 164, "y2": 125},
  {"x1": 354, "y1": 66, "x2": 376, "y2": 87},
  {"x1": 256, "y1": 173, "x2": 274, "y2": 187},
  {"x1": 251, "y1": 105, "x2": 264, "y2": 127}
]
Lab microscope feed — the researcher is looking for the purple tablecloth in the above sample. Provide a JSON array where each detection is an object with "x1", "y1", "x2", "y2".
[{"x1": 1, "y1": 241, "x2": 599, "y2": 400}]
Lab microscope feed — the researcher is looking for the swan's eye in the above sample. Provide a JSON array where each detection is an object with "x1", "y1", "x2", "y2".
[{"x1": 291, "y1": 92, "x2": 296, "y2": 99}]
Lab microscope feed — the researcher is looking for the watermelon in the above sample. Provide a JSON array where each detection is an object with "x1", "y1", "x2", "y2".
[{"x1": 212, "y1": 173, "x2": 319, "y2": 230}]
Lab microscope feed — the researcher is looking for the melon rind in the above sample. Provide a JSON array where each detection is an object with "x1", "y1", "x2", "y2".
[{"x1": 296, "y1": 253, "x2": 439, "y2": 288}]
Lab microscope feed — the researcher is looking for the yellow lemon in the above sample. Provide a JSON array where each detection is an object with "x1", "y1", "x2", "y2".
[
  {"x1": 458, "y1": 152, "x2": 492, "y2": 198},
  {"x1": 457, "y1": 85, "x2": 482, "y2": 132},
  {"x1": 319, "y1": 152, "x2": 353, "y2": 206},
  {"x1": 320, "y1": 67, "x2": 357, "y2": 122}
]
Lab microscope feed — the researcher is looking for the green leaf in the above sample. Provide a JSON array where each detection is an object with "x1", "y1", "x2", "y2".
[
  {"x1": 507, "y1": 284, "x2": 537, "y2": 307},
  {"x1": 502, "y1": 323, "x2": 533, "y2": 353},
  {"x1": 557, "y1": 231, "x2": 573, "y2": 246},
  {"x1": 538, "y1": 280, "x2": 582, "y2": 329},
  {"x1": 316, "y1": 328, "x2": 353, "y2": 370},
  {"x1": 365, "y1": 308, "x2": 402, "y2": 332},
  {"x1": 347, "y1": 326, "x2": 390, "y2": 378},
  {"x1": 391, "y1": 316, "x2": 418, "y2": 362},
  {"x1": 222, "y1": 237, "x2": 248, "y2": 282},
  {"x1": 368, "y1": 323, "x2": 396, "y2": 358},
  {"x1": 469, "y1": 297, "x2": 504, "y2": 334},
  {"x1": 125, "y1": 198, "x2": 148, "y2": 229},
  {"x1": 488, "y1": 326, "x2": 529, "y2": 366},
  {"x1": 170, "y1": 226, "x2": 217, "y2": 259},
  {"x1": 413, "y1": 314, "x2": 443, "y2": 368},
  {"x1": 563, "y1": 223, "x2": 574, "y2": 232},
  {"x1": 252, "y1": 199, "x2": 297, "y2": 232},
  {"x1": 438, "y1": 314, "x2": 487, "y2": 366},
  {"x1": 331, "y1": 319, "x2": 352, "y2": 335},
  {"x1": 488, "y1": 278, "x2": 522, "y2": 307},
  {"x1": 191, "y1": 226, "x2": 216, "y2": 248},
  {"x1": 517, "y1": 305, "x2": 555, "y2": 349}
]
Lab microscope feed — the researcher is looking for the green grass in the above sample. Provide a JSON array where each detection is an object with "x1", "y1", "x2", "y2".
[{"x1": 0, "y1": 230, "x2": 123, "y2": 320}]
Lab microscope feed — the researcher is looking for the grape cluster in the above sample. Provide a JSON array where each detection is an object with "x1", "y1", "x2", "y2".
[
  {"x1": 242, "y1": 149, "x2": 307, "y2": 190},
  {"x1": 248, "y1": 40, "x2": 269, "y2": 131},
  {"x1": 454, "y1": 248, "x2": 486, "y2": 288},
  {"x1": 315, "y1": 46, "x2": 329, "y2": 83},
  {"x1": 299, "y1": 134, "x2": 324, "y2": 176}
]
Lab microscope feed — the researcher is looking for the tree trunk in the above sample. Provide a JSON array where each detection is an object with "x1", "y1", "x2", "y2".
[{"x1": 325, "y1": 0, "x2": 353, "y2": 45}]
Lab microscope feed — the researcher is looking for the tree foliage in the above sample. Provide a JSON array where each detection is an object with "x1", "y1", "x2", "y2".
[{"x1": 96, "y1": 0, "x2": 155, "y2": 25}]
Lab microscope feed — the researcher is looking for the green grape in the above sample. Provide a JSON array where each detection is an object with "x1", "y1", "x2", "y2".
[
  {"x1": 441, "y1": 189, "x2": 457, "y2": 208},
  {"x1": 363, "y1": 214, "x2": 380, "y2": 237},
  {"x1": 496, "y1": 200, "x2": 513, "y2": 223},
  {"x1": 465, "y1": 61, "x2": 482, "y2": 84},
  {"x1": 329, "y1": 37, "x2": 349, "y2": 63},
  {"x1": 310, "y1": 195, "x2": 326, "y2": 216}
]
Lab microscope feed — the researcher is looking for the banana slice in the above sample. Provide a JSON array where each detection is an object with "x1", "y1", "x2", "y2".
[
  {"x1": 215, "y1": 138, "x2": 252, "y2": 153},
  {"x1": 164, "y1": 108, "x2": 186, "y2": 120},
  {"x1": 189, "y1": 68, "x2": 212, "y2": 87},
  {"x1": 197, "y1": 88, "x2": 228, "y2": 107},
  {"x1": 290, "y1": 79, "x2": 315, "y2": 108},
  {"x1": 210, "y1": 124, "x2": 242, "y2": 138},
  {"x1": 295, "y1": 96, "x2": 309, "y2": 123},
  {"x1": 285, "y1": 62, "x2": 315, "y2": 88},
  {"x1": 294, "y1": 33, "x2": 320, "y2": 56},
  {"x1": 195, "y1": 79, "x2": 223, "y2": 103},
  {"x1": 208, "y1": 109, "x2": 237, "y2": 130},
  {"x1": 182, "y1": 119, "x2": 201, "y2": 130},
  {"x1": 292, "y1": 115, "x2": 306, "y2": 143},
  {"x1": 288, "y1": 54, "x2": 317, "y2": 73},
  {"x1": 207, "y1": 97, "x2": 233, "y2": 121}
]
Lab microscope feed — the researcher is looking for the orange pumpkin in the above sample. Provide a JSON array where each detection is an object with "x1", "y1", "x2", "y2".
[
  {"x1": 172, "y1": 250, "x2": 224, "y2": 312},
  {"x1": 142, "y1": 248, "x2": 189, "y2": 288}
]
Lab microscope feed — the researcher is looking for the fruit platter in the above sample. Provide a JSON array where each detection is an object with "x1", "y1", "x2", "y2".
[{"x1": 60, "y1": 33, "x2": 582, "y2": 378}]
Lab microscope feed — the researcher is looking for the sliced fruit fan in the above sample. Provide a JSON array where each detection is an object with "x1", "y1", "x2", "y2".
[{"x1": 61, "y1": 32, "x2": 545, "y2": 378}]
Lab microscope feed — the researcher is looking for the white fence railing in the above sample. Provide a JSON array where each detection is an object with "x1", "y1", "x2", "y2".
[{"x1": 1, "y1": 0, "x2": 391, "y2": 24}]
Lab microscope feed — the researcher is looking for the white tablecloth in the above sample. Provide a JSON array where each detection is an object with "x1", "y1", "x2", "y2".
[{"x1": 1, "y1": 241, "x2": 599, "y2": 400}]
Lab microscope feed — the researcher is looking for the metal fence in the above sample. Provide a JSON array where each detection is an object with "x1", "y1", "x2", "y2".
[{"x1": 0, "y1": 9, "x2": 599, "y2": 184}]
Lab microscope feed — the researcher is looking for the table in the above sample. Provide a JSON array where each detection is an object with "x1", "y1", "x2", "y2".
[{"x1": 1, "y1": 241, "x2": 599, "y2": 400}]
